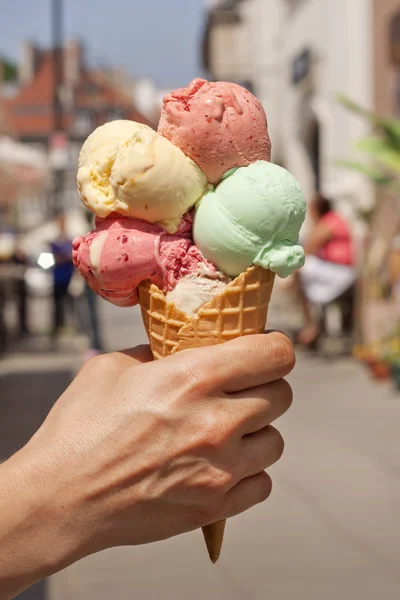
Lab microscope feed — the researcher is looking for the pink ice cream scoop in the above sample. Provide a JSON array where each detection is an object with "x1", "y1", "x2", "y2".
[
  {"x1": 72, "y1": 213, "x2": 214, "y2": 307},
  {"x1": 158, "y1": 78, "x2": 271, "y2": 184}
]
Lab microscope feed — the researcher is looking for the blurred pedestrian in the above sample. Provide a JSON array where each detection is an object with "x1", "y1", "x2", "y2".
[
  {"x1": 294, "y1": 194, "x2": 356, "y2": 346},
  {"x1": 80, "y1": 210, "x2": 104, "y2": 357},
  {"x1": 72, "y1": 276, "x2": 104, "y2": 357},
  {"x1": 12, "y1": 241, "x2": 29, "y2": 338},
  {"x1": 50, "y1": 212, "x2": 74, "y2": 340},
  {"x1": 0, "y1": 272, "x2": 7, "y2": 354},
  {"x1": 84, "y1": 283, "x2": 103, "y2": 355},
  {"x1": 0, "y1": 229, "x2": 28, "y2": 347}
]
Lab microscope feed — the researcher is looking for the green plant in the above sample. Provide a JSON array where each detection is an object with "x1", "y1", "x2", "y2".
[
  {"x1": 336, "y1": 93, "x2": 400, "y2": 194},
  {"x1": 1, "y1": 57, "x2": 17, "y2": 82},
  {"x1": 337, "y1": 95, "x2": 400, "y2": 346}
]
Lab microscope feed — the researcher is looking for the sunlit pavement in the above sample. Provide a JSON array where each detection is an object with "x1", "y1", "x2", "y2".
[{"x1": 2, "y1": 292, "x2": 400, "y2": 600}]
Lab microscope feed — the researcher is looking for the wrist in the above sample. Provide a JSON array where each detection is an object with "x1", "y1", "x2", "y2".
[{"x1": 0, "y1": 447, "x2": 87, "y2": 594}]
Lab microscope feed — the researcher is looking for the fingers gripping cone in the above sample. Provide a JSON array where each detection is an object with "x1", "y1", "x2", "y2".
[{"x1": 138, "y1": 265, "x2": 275, "y2": 562}]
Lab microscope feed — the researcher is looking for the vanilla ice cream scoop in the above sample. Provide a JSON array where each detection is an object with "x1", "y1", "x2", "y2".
[{"x1": 77, "y1": 120, "x2": 208, "y2": 233}]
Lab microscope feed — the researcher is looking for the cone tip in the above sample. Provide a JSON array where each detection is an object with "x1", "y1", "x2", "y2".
[{"x1": 209, "y1": 554, "x2": 220, "y2": 564}]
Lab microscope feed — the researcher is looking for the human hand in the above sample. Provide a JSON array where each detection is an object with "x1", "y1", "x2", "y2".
[{"x1": 13, "y1": 333, "x2": 294, "y2": 570}]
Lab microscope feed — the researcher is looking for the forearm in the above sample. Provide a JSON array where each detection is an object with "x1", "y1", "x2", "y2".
[
  {"x1": 304, "y1": 224, "x2": 333, "y2": 255},
  {"x1": 304, "y1": 239, "x2": 319, "y2": 255},
  {"x1": 0, "y1": 450, "x2": 82, "y2": 599}
]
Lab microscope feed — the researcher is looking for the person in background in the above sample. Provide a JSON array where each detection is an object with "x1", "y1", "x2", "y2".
[
  {"x1": 83, "y1": 210, "x2": 103, "y2": 357},
  {"x1": 294, "y1": 194, "x2": 356, "y2": 346},
  {"x1": 12, "y1": 240, "x2": 29, "y2": 338},
  {"x1": 50, "y1": 212, "x2": 74, "y2": 340},
  {"x1": 82, "y1": 282, "x2": 104, "y2": 358},
  {"x1": 0, "y1": 230, "x2": 28, "y2": 347}
]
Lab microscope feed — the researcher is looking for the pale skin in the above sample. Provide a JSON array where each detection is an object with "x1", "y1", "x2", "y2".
[{"x1": 0, "y1": 333, "x2": 295, "y2": 600}]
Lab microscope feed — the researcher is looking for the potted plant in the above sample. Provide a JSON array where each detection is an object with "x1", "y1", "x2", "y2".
[
  {"x1": 353, "y1": 343, "x2": 375, "y2": 363},
  {"x1": 353, "y1": 341, "x2": 391, "y2": 380},
  {"x1": 381, "y1": 336, "x2": 400, "y2": 390},
  {"x1": 337, "y1": 95, "x2": 400, "y2": 347},
  {"x1": 366, "y1": 356, "x2": 391, "y2": 380}
]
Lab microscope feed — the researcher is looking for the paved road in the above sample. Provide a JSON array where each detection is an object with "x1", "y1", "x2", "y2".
[{"x1": 2, "y1": 293, "x2": 400, "y2": 600}]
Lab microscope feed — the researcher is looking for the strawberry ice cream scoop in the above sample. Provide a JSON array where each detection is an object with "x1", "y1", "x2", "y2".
[
  {"x1": 158, "y1": 78, "x2": 271, "y2": 184},
  {"x1": 72, "y1": 213, "x2": 214, "y2": 307}
]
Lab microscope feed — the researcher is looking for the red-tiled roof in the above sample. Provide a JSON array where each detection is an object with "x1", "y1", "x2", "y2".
[
  {"x1": 4, "y1": 51, "x2": 154, "y2": 137},
  {"x1": 8, "y1": 54, "x2": 54, "y2": 105}
]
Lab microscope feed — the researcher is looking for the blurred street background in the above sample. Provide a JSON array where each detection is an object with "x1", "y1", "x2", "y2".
[{"x1": 1, "y1": 0, "x2": 400, "y2": 598}]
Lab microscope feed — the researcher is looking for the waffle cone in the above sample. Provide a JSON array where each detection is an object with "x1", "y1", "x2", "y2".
[{"x1": 138, "y1": 265, "x2": 275, "y2": 562}]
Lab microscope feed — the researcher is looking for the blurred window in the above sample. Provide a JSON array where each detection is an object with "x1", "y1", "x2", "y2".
[
  {"x1": 107, "y1": 108, "x2": 125, "y2": 121},
  {"x1": 73, "y1": 109, "x2": 93, "y2": 135},
  {"x1": 81, "y1": 82, "x2": 99, "y2": 94}
]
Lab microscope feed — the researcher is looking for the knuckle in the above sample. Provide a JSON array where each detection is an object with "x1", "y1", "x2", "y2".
[
  {"x1": 213, "y1": 468, "x2": 236, "y2": 493},
  {"x1": 174, "y1": 357, "x2": 209, "y2": 397},
  {"x1": 268, "y1": 426, "x2": 285, "y2": 463},
  {"x1": 194, "y1": 466, "x2": 234, "y2": 498},
  {"x1": 275, "y1": 378, "x2": 293, "y2": 412},
  {"x1": 85, "y1": 352, "x2": 119, "y2": 373},
  {"x1": 257, "y1": 472, "x2": 273, "y2": 503},
  {"x1": 198, "y1": 412, "x2": 225, "y2": 451},
  {"x1": 270, "y1": 333, "x2": 296, "y2": 372},
  {"x1": 192, "y1": 503, "x2": 221, "y2": 528}
]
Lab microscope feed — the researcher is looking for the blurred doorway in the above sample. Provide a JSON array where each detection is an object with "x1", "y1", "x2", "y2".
[
  {"x1": 304, "y1": 115, "x2": 321, "y2": 191},
  {"x1": 297, "y1": 91, "x2": 322, "y2": 194}
]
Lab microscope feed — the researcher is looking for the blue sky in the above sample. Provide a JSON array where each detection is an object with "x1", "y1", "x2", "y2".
[{"x1": 0, "y1": 0, "x2": 207, "y2": 87}]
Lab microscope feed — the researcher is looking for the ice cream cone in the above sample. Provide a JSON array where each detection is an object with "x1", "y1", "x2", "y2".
[
  {"x1": 201, "y1": 520, "x2": 226, "y2": 564},
  {"x1": 138, "y1": 265, "x2": 275, "y2": 561}
]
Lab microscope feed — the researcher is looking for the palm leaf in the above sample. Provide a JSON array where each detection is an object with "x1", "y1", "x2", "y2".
[
  {"x1": 337, "y1": 93, "x2": 400, "y2": 149},
  {"x1": 356, "y1": 137, "x2": 400, "y2": 172},
  {"x1": 335, "y1": 159, "x2": 392, "y2": 186},
  {"x1": 384, "y1": 178, "x2": 400, "y2": 194}
]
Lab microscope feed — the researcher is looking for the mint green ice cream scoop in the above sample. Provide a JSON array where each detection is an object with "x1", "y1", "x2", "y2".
[{"x1": 193, "y1": 161, "x2": 306, "y2": 278}]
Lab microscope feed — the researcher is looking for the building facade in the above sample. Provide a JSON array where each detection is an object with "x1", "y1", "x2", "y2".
[
  {"x1": 4, "y1": 41, "x2": 153, "y2": 146},
  {"x1": 1, "y1": 41, "x2": 153, "y2": 219},
  {"x1": 203, "y1": 0, "x2": 375, "y2": 228},
  {"x1": 373, "y1": 0, "x2": 400, "y2": 117}
]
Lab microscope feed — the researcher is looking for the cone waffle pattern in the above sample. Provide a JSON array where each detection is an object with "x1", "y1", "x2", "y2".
[
  {"x1": 139, "y1": 266, "x2": 275, "y2": 357},
  {"x1": 138, "y1": 265, "x2": 275, "y2": 562}
]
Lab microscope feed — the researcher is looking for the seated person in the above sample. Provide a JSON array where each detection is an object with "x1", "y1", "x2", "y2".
[{"x1": 295, "y1": 194, "x2": 356, "y2": 346}]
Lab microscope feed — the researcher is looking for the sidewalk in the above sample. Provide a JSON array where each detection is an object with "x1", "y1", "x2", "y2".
[
  {"x1": 3, "y1": 292, "x2": 400, "y2": 599},
  {"x1": 2, "y1": 341, "x2": 399, "y2": 599},
  {"x1": 47, "y1": 353, "x2": 400, "y2": 600},
  {"x1": 0, "y1": 335, "x2": 83, "y2": 460}
]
